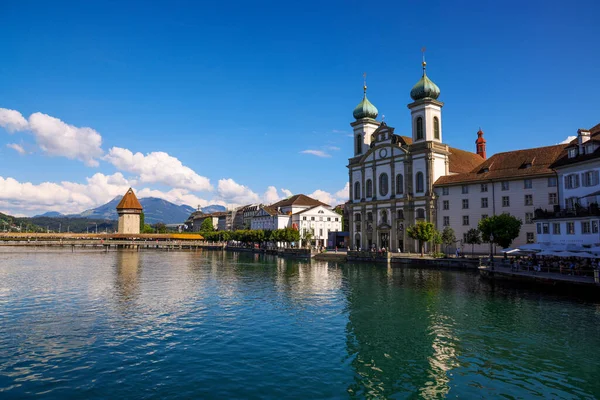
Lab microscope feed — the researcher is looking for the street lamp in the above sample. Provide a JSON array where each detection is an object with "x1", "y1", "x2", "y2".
[{"x1": 489, "y1": 233, "x2": 495, "y2": 268}]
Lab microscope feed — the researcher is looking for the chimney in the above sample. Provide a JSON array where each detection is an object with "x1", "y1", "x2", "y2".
[
  {"x1": 578, "y1": 129, "x2": 591, "y2": 153},
  {"x1": 475, "y1": 128, "x2": 487, "y2": 159}
]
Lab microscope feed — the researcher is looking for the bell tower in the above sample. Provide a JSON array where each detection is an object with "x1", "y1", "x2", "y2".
[
  {"x1": 407, "y1": 54, "x2": 443, "y2": 143},
  {"x1": 351, "y1": 74, "x2": 380, "y2": 156}
]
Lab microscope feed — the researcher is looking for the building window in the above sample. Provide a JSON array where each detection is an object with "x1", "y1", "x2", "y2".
[
  {"x1": 481, "y1": 198, "x2": 488, "y2": 208},
  {"x1": 524, "y1": 179, "x2": 532, "y2": 189},
  {"x1": 583, "y1": 170, "x2": 599, "y2": 187},
  {"x1": 311, "y1": 217, "x2": 315, "y2": 221},
  {"x1": 443, "y1": 216, "x2": 450, "y2": 226},
  {"x1": 355, "y1": 135, "x2": 362, "y2": 155},
  {"x1": 536, "y1": 223, "x2": 541, "y2": 234},
  {"x1": 548, "y1": 176, "x2": 557, "y2": 187},
  {"x1": 354, "y1": 182, "x2": 360, "y2": 199},
  {"x1": 481, "y1": 183, "x2": 488, "y2": 192},
  {"x1": 582, "y1": 221, "x2": 591, "y2": 234},
  {"x1": 442, "y1": 187, "x2": 449, "y2": 195},
  {"x1": 327, "y1": 217, "x2": 331, "y2": 221},
  {"x1": 416, "y1": 172, "x2": 424, "y2": 193},
  {"x1": 379, "y1": 173, "x2": 389, "y2": 196},
  {"x1": 354, "y1": 213, "x2": 361, "y2": 222},
  {"x1": 319, "y1": 228, "x2": 323, "y2": 236},
  {"x1": 502, "y1": 196, "x2": 510, "y2": 207},
  {"x1": 593, "y1": 221, "x2": 599, "y2": 234},
  {"x1": 552, "y1": 223, "x2": 560, "y2": 234},
  {"x1": 526, "y1": 232, "x2": 534, "y2": 244},
  {"x1": 463, "y1": 215, "x2": 469, "y2": 226},
  {"x1": 481, "y1": 214, "x2": 488, "y2": 220},
  {"x1": 548, "y1": 193, "x2": 557, "y2": 205},
  {"x1": 565, "y1": 174, "x2": 580, "y2": 189},
  {"x1": 566, "y1": 222, "x2": 575, "y2": 235},
  {"x1": 335, "y1": 217, "x2": 339, "y2": 222},
  {"x1": 525, "y1": 212, "x2": 533, "y2": 224},
  {"x1": 397, "y1": 210, "x2": 404, "y2": 220},
  {"x1": 461, "y1": 185, "x2": 469, "y2": 194},
  {"x1": 565, "y1": 197, "x2": 578, "y2": 210},
  {"x1": 501, "y1": 181, "x2": 509, "y2": 191},
  {"x1": 396, "y1": 174, "x2": 404, "y2": 194},
  {"x1": 416, "y1": 117, "x2": 423, "y2": 140},
  {"x1": 303, "y1": 216, "x2": 307, "y2": 220},
  {"x1": 433, "y1": 117, "x2": 440, "y2": 139},
  {"x1": 416, "y1": 209, "x2": 425, "y2": 219},
  {"x1": 568, "y1": 148, "x2": 578, "y2": 158},
  {"x1": 462, "y1": 199, "x2": 469, "y2": 209},
  {"x1": 543, "y1": 223, "x2": 550, "y2": 234},
  {"x1": 524, "y1": 194, "x2": 533, "y2": 206},
  {"x1": 366, "y1": 179, "x2": 373, "y2": 197},
  {"x1": 443, "y1": 200, "x2": 449, "y2": 210},
  {"x1": 367, "y1": 212, "x2": 373, "y2": 221}
]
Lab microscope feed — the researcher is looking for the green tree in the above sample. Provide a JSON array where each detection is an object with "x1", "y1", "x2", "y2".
[
  {"x1": 154, "y1": 222, "x2": 168, "y2": 234},
  {"x1": 142, "y1": 224, "x2": 154, "y2": 234},
  {"x1": 301, "y1": 228, "x2": 314, "y2": 248},
  {"x1": 441, "y1": 226, "x2": 456, "y2": 256},
  {"x1": 464, "y1": 228, "x2": 482, "y2": 256},
  {"x1": 407, "y1": 221, "x2": 435, "y2": 257},
  {"x1": 432, "y1": 229, "x2": 443, "y2": 255},
  {"x1": 478, "y1": 214, "x2": 523, "y2": 249},
  {"x1": 200, "y1": 218, "x2": 215, "y2": 232},
  {"x1": 139, "y1": 211, "x2": 145, "y2": 232}
]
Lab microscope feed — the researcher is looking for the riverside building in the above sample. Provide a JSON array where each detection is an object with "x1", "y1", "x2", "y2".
[{"x1": 347, "y1": 60, "x2": 596, "y2": 254}]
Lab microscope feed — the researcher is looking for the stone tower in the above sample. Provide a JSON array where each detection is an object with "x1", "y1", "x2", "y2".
[{"x1": 116, "y1": 188, "x2": 143, "y2": 234}]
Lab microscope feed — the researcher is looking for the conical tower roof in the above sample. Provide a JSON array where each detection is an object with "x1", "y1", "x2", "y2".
[
  {"x1": 410, "y1": 61, "x2": 440, "y2": 101},
  {"x1": 116, "y1": 188, "x2": 143, "y2": 210}
]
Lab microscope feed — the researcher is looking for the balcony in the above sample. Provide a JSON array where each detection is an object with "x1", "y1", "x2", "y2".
[{"x1": 534, "y1": 203, "x2": 600, "y2": 220}]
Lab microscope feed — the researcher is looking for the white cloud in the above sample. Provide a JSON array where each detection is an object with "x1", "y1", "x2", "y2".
[
  {"x1": 105, "y1": 147, "x2": 212, "y2": 191},
  {"x1": 325, "y1": 145, "x2": 340, "y2": 151},
  {"x1": 27, "y1": 112, "x2": 104, "y2": 167},
  {"x1": 300, "y1": 149, "x2": 331, "y2": 158},
  {"x1": 335, "y1": 182, "x2": 349, "y2": 200},
  {"x1": 6, "y1": 143, "x2": 26, "y2": 155},
  {"x1": 281, "y1": 188, "x2": 292, "y2": 198},
  {"x1": 217, "y1": 178, "x2": 260, "y2": 205},
  {"x1": 559, "y1": 136, "x2": 577, "y2": 144},
  {"x1": 136, "y1": 187, "x2": 215, "y2": 209},
  {"x1": 0, "y1": 108, "x2": 28, "y2": 132},
  {"x1": 263, "y1": 186, "x2": 280, "y2": 204}
]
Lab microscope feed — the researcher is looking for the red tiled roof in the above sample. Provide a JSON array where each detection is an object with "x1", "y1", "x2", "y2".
[
  {"x1": 435, "y1": 144, "x2": 566, "y2": 185},
  {"x1": 270, "y1": 194, "x2": 329, "y2": 208},
  {"x1": 398, "y1": 135, "x2": 483, "y2": 173},
  {"x1": 116, "y1": 188, "x2": 142, "y2": 210}
]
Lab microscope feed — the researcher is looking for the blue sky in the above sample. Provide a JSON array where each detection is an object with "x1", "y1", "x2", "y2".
[{"x1": 1, "y1": 0, "x2": 598, "y2": 216}]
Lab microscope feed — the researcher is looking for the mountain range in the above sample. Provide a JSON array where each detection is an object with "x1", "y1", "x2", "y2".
[{"x1": 35, "y1": 198, "x2": 226, "y2": 225}]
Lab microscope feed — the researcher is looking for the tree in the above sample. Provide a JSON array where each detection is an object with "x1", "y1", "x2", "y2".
[
  {"x1": 406, "y1": 221, "x2": 435, "y2": 257},
  {"x1": 441, "y1": 226, "x2": 456, "y2": 256},
  {"x1": 464, "y1": 228, "x2": 482, "y2": 256},
  {"x1": 200, "y1": 218, "x2": 215, "y2": 232},
  {"x1": 301, "y1": 228, "x2": 314, "y2": 248},
  {"x1": 431, "y1": 229, "x2": 443, "y2": 254},
  {"x1": 140, "y1": 211, "x2": 145, "y2": 232},
  {"x1": 154, "y1": 222, "x2": 168, "y2": 234},
  {"x1": 478, "y1": 214, "x2": 523, "y2": 249}
]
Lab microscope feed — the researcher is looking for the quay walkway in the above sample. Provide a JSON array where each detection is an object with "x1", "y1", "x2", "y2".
[{"x1": 479, "y1": 263, "x2": 598, "y2": 287}]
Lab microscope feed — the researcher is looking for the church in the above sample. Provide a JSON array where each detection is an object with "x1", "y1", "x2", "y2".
[
  {"x1": 347, "y1": 61, "x2": 484, "y2": 253},
  {"x1": 347, "y1": 60, "x2": 581, "y2": 254}
]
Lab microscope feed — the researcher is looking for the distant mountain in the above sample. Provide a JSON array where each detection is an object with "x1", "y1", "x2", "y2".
[
  {"x1": 201, "y1": 205, "x2": 226, "y2": 214},
  {"x1": 34, "y1": 211, "x2": 65, "y2": 218},
  {"x1": 70, "y1": 197, "x2": 196, "y2": 225}
]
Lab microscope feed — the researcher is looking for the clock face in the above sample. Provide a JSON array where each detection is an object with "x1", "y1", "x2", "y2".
[{"x1": 379, "y1": 148, "x2": 388, "y2": 158}]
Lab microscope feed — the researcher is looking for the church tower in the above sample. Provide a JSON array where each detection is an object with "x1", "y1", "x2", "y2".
[
  {"x1": 407, "y1": 59, "x2": 443, "y2": 143},
  {"x1": 351, "y1": 76, "x2": 380, "y2": 157},
  {"x1": 476, "y1": 128, "x2": 487, "y2": 159}
]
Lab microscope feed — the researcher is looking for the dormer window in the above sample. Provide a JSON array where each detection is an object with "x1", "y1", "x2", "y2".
[
  {"x1": 482, "y1": 167, "x2": 489, "y2": 173},
  {"x1": 568, "y1": 148, "x2": 578, "y2": 158},
  {"x1": 586, "y1": 144, "x2": 595, "y2": 154},
  {"x1": 524, "y1": 163, "x2": 532, "y2": 169}
]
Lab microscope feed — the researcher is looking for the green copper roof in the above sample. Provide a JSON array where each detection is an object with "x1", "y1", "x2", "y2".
[
  {"x1": 353, "y1": 87, "x2": 378, "y2": 120},
  {"x1": 410, "y1": 62, "x2": 440, "y2": 101}
]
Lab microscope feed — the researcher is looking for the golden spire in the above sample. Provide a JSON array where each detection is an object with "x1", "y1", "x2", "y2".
[
  {"x1": 421, "y1": 47, "x2": 427, "y2": 74},
  {"x1": 363, "y1": 72, "x2": 367, "y2": 93}
]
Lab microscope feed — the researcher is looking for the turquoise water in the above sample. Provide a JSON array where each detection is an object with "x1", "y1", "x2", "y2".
[{"x1": 0, "y1": 249, "x2": 599, "y2": 399}]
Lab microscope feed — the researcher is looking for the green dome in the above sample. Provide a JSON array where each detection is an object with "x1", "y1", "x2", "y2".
[
  {"x1": 353, "y1": 87, "x2": 378, "y2": 120},
  {"x1": 410, "y1": 62, "x2": 440, "y2": 101}
]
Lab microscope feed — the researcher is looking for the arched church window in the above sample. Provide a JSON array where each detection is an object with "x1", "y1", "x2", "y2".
[
  {"x1": 381, "y1": 210, "x2": 388, "y2": 224},
  {"x1": 416, "y1": 208, "x2": 425, "y2": 219},
  {"x1": 434, "y1": 117, "x2": 440, "y2": 139},
  {"x1": 354, "y1": 213, "x2": 361, "y2": 222},
  {"x1": 366, "y1": 179, "x2": 373, "y2": 198},
  {"x1": 355, "y1": 135, "x2": 362, "y2": 155},
  {"x1": 397, "y1": 209, "x2": 404, "y2": 220},
  {"x1": 416, "y1": 117, "x2": 423, "y2": 140},
  {"x1": 379, "y1": 173, "x2": 389, "y2": 196},
  {"x1": 354, "y1": 182, "x2": 360, "y2": 199},
  {"x1": 367, "y1": 212, "x2": 373, "y2": 222},
  {"x1": 416, "y1": 172, "x2": 424, "y2": 193},
  {"x1": 396, "y1": 174, "x2": 404, "y2": 194}
]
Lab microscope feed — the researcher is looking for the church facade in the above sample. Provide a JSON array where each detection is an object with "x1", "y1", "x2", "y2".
[{"x1": 347, "y1": 62, "x2": 483, "y2": 252}]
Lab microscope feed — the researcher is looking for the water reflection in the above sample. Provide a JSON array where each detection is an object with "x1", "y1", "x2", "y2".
[{"x1": 114, "y1": 250, "x2": 141, "y2": 304}]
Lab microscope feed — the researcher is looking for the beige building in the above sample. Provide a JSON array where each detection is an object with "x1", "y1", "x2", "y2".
[{"x1": 116, "y1": 188, "x2": 143, "y2": 234}]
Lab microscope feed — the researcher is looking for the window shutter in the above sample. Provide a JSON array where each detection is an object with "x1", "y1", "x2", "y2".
[
  {"x1": 564, "y1": 175, "x2": 569, "y2": 189},
  {"x1": 594, "y1": 171, "x2": 599, "y2": 186},
  {"x1": 575, "y1": 174, "x2": 580, "y2": 188}
]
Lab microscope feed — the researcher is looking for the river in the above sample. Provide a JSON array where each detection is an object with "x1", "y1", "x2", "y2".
[{"x1": 0, "y1": 248, "x2": 599, "y2": 399}]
